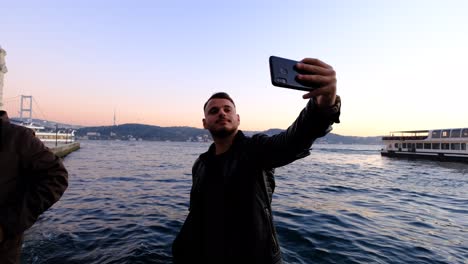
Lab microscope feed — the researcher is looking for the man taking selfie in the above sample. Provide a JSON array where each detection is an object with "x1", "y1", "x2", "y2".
[{"x1": 173, "y1": 58, "x2": 341, "y2": 264}]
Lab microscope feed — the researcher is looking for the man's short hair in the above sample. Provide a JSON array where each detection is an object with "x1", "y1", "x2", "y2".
[{"x1": 203, "y1": 92, "x2": 236, "y2": 111}]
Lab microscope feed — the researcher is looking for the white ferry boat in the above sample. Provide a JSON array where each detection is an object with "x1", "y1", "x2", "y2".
[
  {"x1": 30, "y1": 124, "x2": 75, "y2": 143},
  {"x1": 15, "y1": 122, "x2": 80, "y2": 157},
  {"x1": 381, "y1": 128, "x2": 468, "y2": 163},
  {"x1": 13, "y1": 121, "x2": 76, "y2": 144},
  {"x1": 35, "y1": 129, "x2": 75, "y2": 143}
]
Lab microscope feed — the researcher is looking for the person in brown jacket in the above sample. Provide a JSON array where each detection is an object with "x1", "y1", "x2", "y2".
[{"x1": 0, "y1": 110, "x2": 68, "y2": 264}]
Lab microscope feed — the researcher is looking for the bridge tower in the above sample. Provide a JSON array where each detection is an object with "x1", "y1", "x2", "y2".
[{"x1": 20, "y1": 95, "x2": 33, "y2": 122}]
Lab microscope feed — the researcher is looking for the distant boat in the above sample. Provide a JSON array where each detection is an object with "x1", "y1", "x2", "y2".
[
  {"x1": 13, "y1": 121, "x2": 76, "y2": 144},
  {"x1": 381, "y1": 128, "x2": 468, "y2": 163}
]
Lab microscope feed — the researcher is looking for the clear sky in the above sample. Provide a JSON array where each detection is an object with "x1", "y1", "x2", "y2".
[{"x1": 2, "y1": 0, "x2": 467, "y2": 136}]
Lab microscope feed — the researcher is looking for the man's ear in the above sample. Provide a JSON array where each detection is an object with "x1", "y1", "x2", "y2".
[
  {"x1": 202, "y1": 118, "x2": 207, "y2": 129},
  {"x1": 237, "y1": 114, "x2": 240, "y2": 123}
]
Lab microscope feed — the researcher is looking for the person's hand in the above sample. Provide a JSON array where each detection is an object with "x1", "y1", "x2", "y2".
[{"x1": 295, "y1": 58, "x2": 337, "y2": 108}]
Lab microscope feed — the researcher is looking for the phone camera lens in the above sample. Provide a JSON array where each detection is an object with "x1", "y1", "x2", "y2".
[{"x1": 275, "y1": 77, "x2": 287, "y2": 84}]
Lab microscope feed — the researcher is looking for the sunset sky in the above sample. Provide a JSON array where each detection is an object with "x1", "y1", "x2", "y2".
[{"x1": 2, "y1": 0, "x2": 467, "y2": 136}]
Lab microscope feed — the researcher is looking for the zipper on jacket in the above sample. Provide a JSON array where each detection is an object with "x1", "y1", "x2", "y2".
[
  {"x1": 0, "y1": 121, "x2": 3, "y2": 151},
  {"x1": 264, "y1": 207, "x2": 279, "y2": 253}
]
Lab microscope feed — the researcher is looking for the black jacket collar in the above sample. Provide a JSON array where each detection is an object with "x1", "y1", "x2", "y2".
[{"x1": 200, "y1": 130, "x2": 246, "y2": 161}]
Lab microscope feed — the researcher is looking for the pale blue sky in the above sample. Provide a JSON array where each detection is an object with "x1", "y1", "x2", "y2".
[{"x1": 2, "y1": 0, "x2": 467, "y2": 136}]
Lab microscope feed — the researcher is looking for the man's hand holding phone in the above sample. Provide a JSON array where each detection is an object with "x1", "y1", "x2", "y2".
[
  {"x1": 270, "y1": 56, "x2": 337, "y2": 108},
  {"x1": 296, "y1": 58, "x2": 337, "y2": 108}
]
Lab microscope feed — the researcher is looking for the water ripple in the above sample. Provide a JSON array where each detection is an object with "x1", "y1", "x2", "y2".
[{"x1": 21, "y1": 142, "x2": 468, "y2": 264}]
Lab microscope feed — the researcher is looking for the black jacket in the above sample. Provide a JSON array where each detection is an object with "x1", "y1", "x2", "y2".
[
  {"x1": 0, "y1": 111, "x2": 68, "y2": 263},
  {"x1": 173, "y1": 98, "x2": 340, "y2": 264}
]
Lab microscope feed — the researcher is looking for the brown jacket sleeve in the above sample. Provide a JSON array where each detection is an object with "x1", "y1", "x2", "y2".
[{"x1": 0, "y1": 125, "x2": 68, "y2": 238}]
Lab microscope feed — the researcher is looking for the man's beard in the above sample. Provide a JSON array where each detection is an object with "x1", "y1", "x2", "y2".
[{"x1": 209, "y1": 127, "x2": 237, "y2": 139}]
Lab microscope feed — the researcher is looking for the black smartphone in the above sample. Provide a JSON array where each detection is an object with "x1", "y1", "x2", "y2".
[{"x1": 269, "y1": 56, "x2": 315, "y2": 91}]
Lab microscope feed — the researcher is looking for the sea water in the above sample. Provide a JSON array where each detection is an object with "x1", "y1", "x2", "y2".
[{"x1": 22, "y1": 141, "x2": 468, "y2": 263}]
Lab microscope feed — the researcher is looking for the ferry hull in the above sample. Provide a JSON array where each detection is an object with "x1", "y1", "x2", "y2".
[{"x1": 381, "y1": 151, "x2": 468, "y2": 163}]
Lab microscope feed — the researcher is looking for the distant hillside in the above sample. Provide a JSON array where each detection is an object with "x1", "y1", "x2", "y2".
[
  {"x1": 77, "y1": 124, "x2": 210, "y2": 141},
  {"x1": 260, "y1": 129, "x2": 381, "y2": 145},
  {"x1": 77, "y1": 124, "x2": 383, "y2": 144},
  {"x1": 319, "y1": 133, "x2": 382, "y2": 145}
]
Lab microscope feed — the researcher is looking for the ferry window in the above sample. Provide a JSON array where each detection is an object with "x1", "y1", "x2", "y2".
[
  {"x1": 416, "y1": 143, "x2": 423, "y2": 149},
  {"x1": 462, "y1": 143, "x2": 466, "y2": 150},
  {"x1": 402, "y1": 143, "x2": 407, "y2": 148},
  {"x1": 463, "y1": 129, "x2": 468, "y2": 138},
  {"x1": 394, "y1": 143, "x2": 399, "y2": 148},
  {"x1": 432, "y1": 130, "x2": 441, "y2": 138},
  {"x1": 424, "y1": 143, "x2": 431, "y2": 149},
  {"x1": 451, "y1": 143, "x2": 460, "y2": 150},
  {"x1": 441, "y1": 143, "x2": 450, "y2": 150},
  {"x1": 441, "y1": 130, "x2": 450, "y2": 138},
  {"x1": 451, "y1": 129, "x2": 461, "y2": 138},
  {"x1": 432, "y1": 143, "x2": 440, "y2": 149}
]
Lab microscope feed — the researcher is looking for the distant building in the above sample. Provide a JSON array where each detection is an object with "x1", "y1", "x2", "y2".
[
  {"x1": 188, "y1": 134, "x2": 211, "y2": 142},
  {"x1": 86, "y1": 132, "x2": 101, "y2": 140}
]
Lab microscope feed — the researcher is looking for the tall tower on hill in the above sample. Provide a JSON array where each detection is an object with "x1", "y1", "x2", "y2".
[{"x1": 0, "y1": 45, "x2": 7, "y2": 110}]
